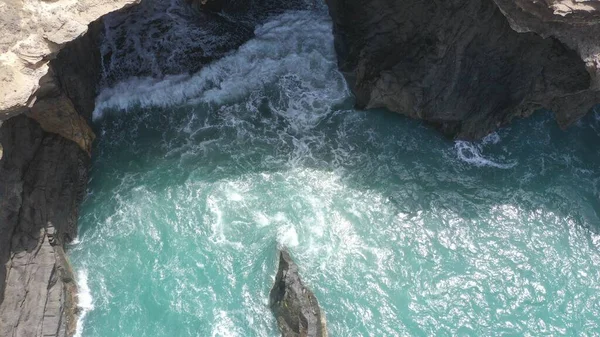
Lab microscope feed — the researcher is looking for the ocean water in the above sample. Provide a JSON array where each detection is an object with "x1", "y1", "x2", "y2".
[{"x1": 70, "y1": 4, "x2": 600, "y2": 337}]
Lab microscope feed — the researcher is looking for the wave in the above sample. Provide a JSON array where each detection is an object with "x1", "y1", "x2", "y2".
[
  {"x1": 454, "y1": 137, "x2": 517, "y2": 169},
  {"x1": 94, "y1": 9, "x2": 346, "y2": 123},
  {"x1": 74, "y1": 269, "x2": 94, "y2": 337}
]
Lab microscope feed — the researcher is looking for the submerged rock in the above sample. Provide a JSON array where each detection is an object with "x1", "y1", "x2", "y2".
[{"x1": 269, "y1": 251, "x2": 327, "y2": 337}]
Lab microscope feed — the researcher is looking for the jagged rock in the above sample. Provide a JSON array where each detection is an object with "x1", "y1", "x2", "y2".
[
  {"x1": 325, "y1": 0, "x2": 600, "y2": 138},
  {"x1": 269, "y1": 251, "x2": 327, "y2": 337},
  {"x1": 492, "y1": 0, "x2": 600, "y2": 126},
  {"x1": 27, "y1": 94, "x2": 95, "y2": 156},
  {"x1": 0, "y1": 0, "x2": 140, "y2": 120},
  {"x1": 51, "y1": 20, "x2": 105, "y2": 122},
  {"x1": 0, "y1": 115, "x2": 88, "y2": 337}
]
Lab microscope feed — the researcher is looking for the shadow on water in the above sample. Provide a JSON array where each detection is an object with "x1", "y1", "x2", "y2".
[
  {"x1": 76, "y1": 96, "x2": 600, "y2": 335},
  {"x1": 84, "y1": 101, "x2": 600, "y2": 235},
  {"x1": 72, "y1": 2, "x2": 600, "y2": 334}
]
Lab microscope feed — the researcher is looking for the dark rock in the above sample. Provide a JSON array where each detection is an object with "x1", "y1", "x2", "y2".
[
  {"x1": 51, "y1": 19, "x2": 104, "y2": 122},
  {"x1": 269, "y1": 250, "x2": 327, "y2": 337},
  {"x1": 0, "y1": 115, "x2": 88, "y2": 337},
  {"x1": 325, "y1": 0, "x2": 600, "y2": 139}
]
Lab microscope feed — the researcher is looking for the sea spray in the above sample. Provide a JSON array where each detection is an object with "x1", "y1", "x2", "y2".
[
  {"x1": 454, "y1": 135, "x2": 517, "y2": 168},
  {"x1": 74, "y1": 270, "x2": 94, "y2": 337},
  {"x1": 94, "y1": 10, "x2": 346, "y2": 122}
]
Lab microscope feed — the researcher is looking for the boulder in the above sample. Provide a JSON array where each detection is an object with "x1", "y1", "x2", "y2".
[{"x1": 269, "y1": 251, "x2": 327, "y2": 337}]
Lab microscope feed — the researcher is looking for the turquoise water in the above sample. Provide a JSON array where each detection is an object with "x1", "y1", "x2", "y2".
[{"x1": 71, "y1": 8, "x2": 600, "y2": 337}]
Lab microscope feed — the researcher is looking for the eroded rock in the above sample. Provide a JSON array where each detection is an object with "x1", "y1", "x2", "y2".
[
  {"x1": 0, "y1": 0, "x2": 140, "y2": 119},
  {"x1": 0, "y1": 115, "x2": 88, "y2": 337},
  {"x1": 325, "y1": 0, "x2": 600, "y2": 138},
  {"x1": 269, "y1": 250, "x2": 327, "y2": 337},
  {"x1": 492, "y1": 0, "x2": 600, "y2": 126}
]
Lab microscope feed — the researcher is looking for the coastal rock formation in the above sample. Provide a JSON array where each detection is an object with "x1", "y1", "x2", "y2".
[
  {"x1": 0, "y1": 2, "x2": 125, "y2": 336},
  {"x1": 492, "y1": 0, "x2": 600, "y2": 126},
  {"x1": 269, "y1": 251, "x2": 327, "y2": 337},
  {"x1": 0, "y1": 115, "x2": 88, "y2": 337},
  {"x1": 325, "y1": 0, "x2": 600, "y2": 138},
  {"x1": 0, "y1": 0, "x2": 139, "y2": 120}
]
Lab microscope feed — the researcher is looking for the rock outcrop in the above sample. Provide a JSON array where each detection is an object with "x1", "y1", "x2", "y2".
[
  {"x1": 0, "y1": 0, "x2": 139, "y2": 120},
  {"x1": 492, "y1": 0, "x2": 600, "y2": 126},
  {"x1": 269, "y1": 251, "x2": 327, "y2": 337},
  {"x1": 325, "y1": 0, "x2": 600, "y2": 138},
  {"x1": 0, "y1": 2, "x2": 133, "y2": 336},
  {"x1": 0, "y1": 115, "x2": 88, "y2": 337}
]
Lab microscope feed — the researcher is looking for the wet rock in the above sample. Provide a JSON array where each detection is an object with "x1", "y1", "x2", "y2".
[
  {"x1": 325, "y1": 0, "x2": 600, "y2": 138},
  {"x1": 269, "y1": 250, "x2": 327, "y2": 337},
  {"x1": 492, "y1": 0, "x2": 600, "y2": 126},
  {"x1": 27, "y1": 94, "x2": 96, "y2": 156}
]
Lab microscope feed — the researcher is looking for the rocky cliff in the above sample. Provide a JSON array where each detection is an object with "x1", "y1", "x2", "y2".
[
  {"x1": 0, "y1": 1, "x2": 138, "y2": 336},
  {"x1": 1, "y1": 0, "x2": 600, "y2": 336},
  {"x1": 0, "y1": 0, "x2": 139, "y2": 119},
  {"x1": 325, "y1": 0, "x2": 600, "y2": 138},
  {"x1": 0, "y1": 115, "x2": 88, "y2": 337}
]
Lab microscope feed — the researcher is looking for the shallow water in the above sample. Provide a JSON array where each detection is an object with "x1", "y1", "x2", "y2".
[{"x1": 71, "y1": 5, "x2": 600, "y2": 337}]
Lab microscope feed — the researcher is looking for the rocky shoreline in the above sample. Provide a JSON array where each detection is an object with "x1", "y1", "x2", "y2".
[
  {"x1": 0, "y1": 0, "x2": 599, "y2": 336},
  {"x1": 0, "y1": 2, "x2": 115, "y2": 335},
  {"x1": 0, "y1": 114, "x2": 88, "y2": 337}
]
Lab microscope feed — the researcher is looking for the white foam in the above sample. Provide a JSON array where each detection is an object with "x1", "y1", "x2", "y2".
[
  {"x1": 454, "y1": 140, "x2": 516, "y2": 169},
  {"x1": 93, "y1": 10, "x2": 348, "y2": 128},
  {"x1": 277, "y1": 225, "x2": 299, "y2": 248},
  {"x1": 253, "y1": 212, "x2": 271, "y2": 227},
  {"x1": 482, "y1": 132, "x2": 501, "y2": 145},
  {"x1": 211, "y1": 310, "x2": 241, "y2": 337},
  {"x1": 74, "y1": 269, "x2": 94, "y2": 337},
  {"x1": 227, "y1": 191, "x2": 244, "y2": 201}
]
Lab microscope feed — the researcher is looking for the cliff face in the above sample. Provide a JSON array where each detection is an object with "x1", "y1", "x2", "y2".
[
  {"x1": 492, "y1": 0, "x2": 600, "y2": 126},
  {"x1": 325, "y1": 0, "x2": 600, "y2": 138},
  {"x1": 0, "y1": 57, "x2": 95, "y2": 337},
  {"x1": 0, "y1": 2, "x2": 133, "y2": 337},
  {"x1": 0, "y1": 115, "x2": 88, "y2": 337},
  {"x1": 0, "y1": 0, "x2": 139, "y2": 120}
]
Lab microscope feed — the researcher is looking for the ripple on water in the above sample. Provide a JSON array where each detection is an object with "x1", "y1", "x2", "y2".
[{"x1": 71, "y1": 5, "x2": 600, "y2": 337}]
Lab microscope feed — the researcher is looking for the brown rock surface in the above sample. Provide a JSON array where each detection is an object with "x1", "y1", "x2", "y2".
[
  {"x1": 0, "y1": 0, "x2": 140, "y2": 119},
  {"x1": 27, "y1": 94, "x2": 95, "y2": 155}
]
